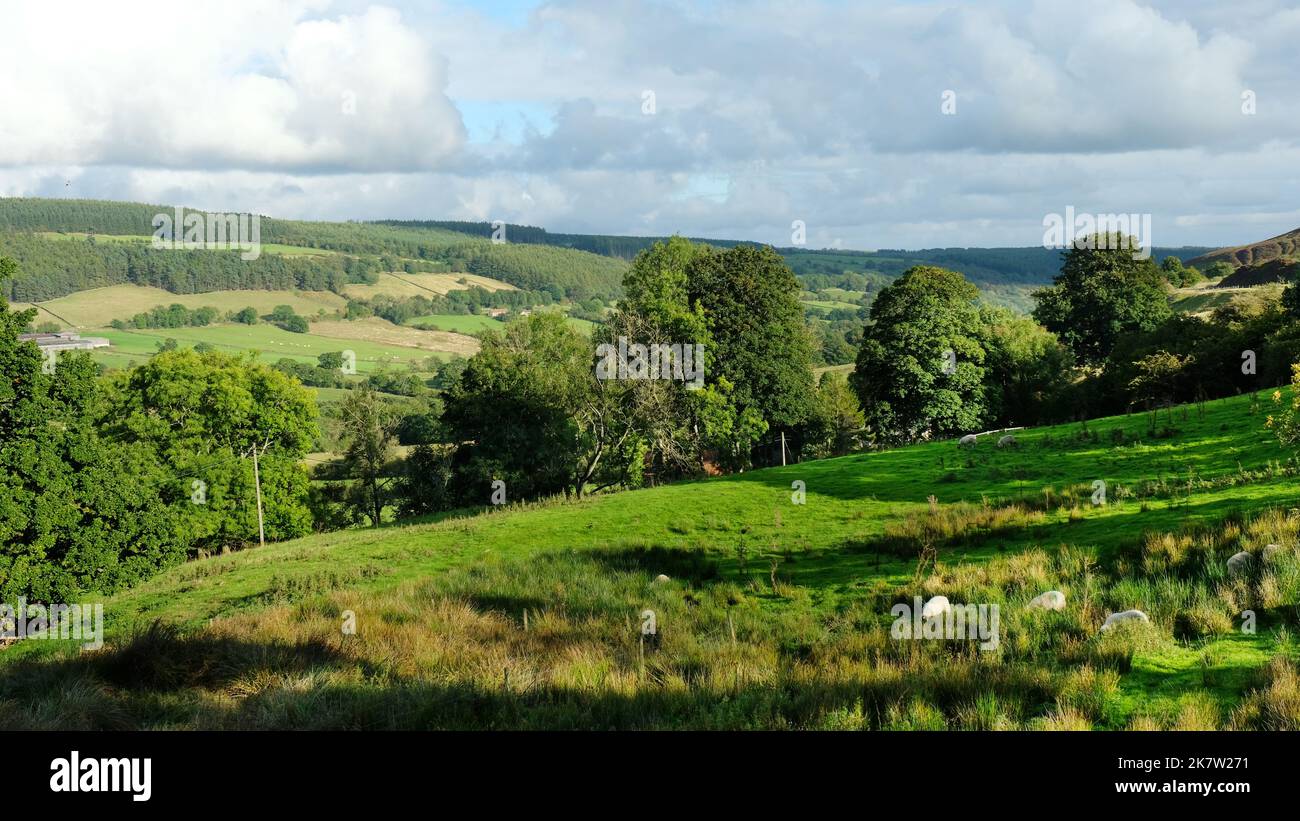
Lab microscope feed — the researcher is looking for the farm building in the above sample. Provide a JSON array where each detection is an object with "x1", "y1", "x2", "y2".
[{"x1": 18, "y1": 331, "x2": 110, "y2": 352}]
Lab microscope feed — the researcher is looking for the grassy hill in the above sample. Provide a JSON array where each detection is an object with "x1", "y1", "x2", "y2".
[
  {"x1": 4, "y1": 391, "x2": 1299, "y2": 730},
  {"x1": 1217, "y1": 257, "x2": 1300, "y2": 288},
  {"x1": 3, "y1": 198, "x2": 1214, "y2": 317},
  {"x1": 1189, "y1": 227, "x2": 1300, "y2": 269},
  {"x1": 381, "y1": 219, "x2": 1213, "y2": 314},
  {"x1": 8, "y1": 281, "x2": 483, "y2": 374},
  {"x1": 0, "y1": 198, "x2": 629, "y2": 302},
  {"x1": 11, "y1": 284, "x2": 349, "y2": 328},
  {"x1": 340, "y1": 271, "x2": 513, "y2": 300},
  {"x1": 91, "y1": 322, "x2": 463, "y2": 374}
]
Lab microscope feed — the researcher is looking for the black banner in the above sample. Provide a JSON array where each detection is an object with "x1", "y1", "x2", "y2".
[{"x1": 3, "y1": 730, "x2": 1283, "y2": 809}]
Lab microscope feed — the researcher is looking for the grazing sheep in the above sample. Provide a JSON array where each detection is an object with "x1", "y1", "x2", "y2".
[
  {"x1": 1100, "y1": 609, "x2": 1149, "y2": 631},
  {"x1": 997, "y1": 434, "x2": 1017, "y2": 448},
  {"x1": 921, "y1": 595, "x2": 953, "y2": 620},
  {"x1": 653, "y1": 574, "x2": 671, "y2": 584},
  {"x1": 958, "y1": 434, "x2": 978, "y2": 448},
  {"x1": 1226, "y1": 551, "x2": 1253, "y2": 575},
  {"x1": 1027, "y1": 590, "x2": 1066, "y2": 611}
]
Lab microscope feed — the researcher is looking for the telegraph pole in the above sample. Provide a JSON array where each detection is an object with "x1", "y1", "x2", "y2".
[{"x1": 247, "y1": 438, "x2": 269, "y2": 548}]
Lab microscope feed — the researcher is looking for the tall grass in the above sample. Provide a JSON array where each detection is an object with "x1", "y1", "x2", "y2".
[{"x1": 4, "y1": 505, "x2": 1298, "y2": 730}]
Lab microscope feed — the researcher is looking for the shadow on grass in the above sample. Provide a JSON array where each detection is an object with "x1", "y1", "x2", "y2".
[
  {"x1": 1, "y1": 621, "x2": 354, "y2": 697},
  {"x1": 735, "y1": 483, "x2": 1300, "y2": 591},
  {"x1": 0, "y1": 621, "x2": 1060, "y2": 730},
  {"x1": 584, "y1": 544, "x2": 722, "y2": 584}
]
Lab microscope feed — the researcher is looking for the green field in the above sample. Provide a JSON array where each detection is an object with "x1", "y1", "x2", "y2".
[
  {"x1": 820, "y1": 287, "x2": 866, "y2": 303},
  {"x1": 804, "y1": 298, "x2": 860, "y2": 312},
  {"x1": 813, "y1": 362, "x2": 854, "y2": 378},
  {"x1": 563, "y1": 315, "x2": 596, "y2": 334},
  {"x1": 4, "y1": 391, "x2": 1300, "y2": 729},
  {"x1": 13, "y1": 284, "x2": 348, "y2": 328},
  {"x1": 405, "y1": 309, "x2": 595, "y2": 336},
  {"x1": 405, "y1": 313, "x2": 505, "y2": 333},
  {"x1": 93, "y1": 324, "x2": 446, "y2": 373},
  {"x1": 37, "y1": 231, "x2": 151, "y2": 244},
  {"x1": 342, "y1": 271, "x2": 514, "y2": 300}
]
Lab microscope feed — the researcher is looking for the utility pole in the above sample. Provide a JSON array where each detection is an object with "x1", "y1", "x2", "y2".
[
  {"x1": 247, "y1": 438, "x2": 269, "y2": 548},
  {"x1": 780, "y1": 430, "x2": 787, "y2": 466}
]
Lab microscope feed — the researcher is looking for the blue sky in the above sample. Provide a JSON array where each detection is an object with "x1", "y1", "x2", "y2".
[
  {"x1": 2, "y1": 0, "x2": 1299, "y2": 250},
  {"x1": 465, "y1": 0, "x2": 540, "y2": 25}
]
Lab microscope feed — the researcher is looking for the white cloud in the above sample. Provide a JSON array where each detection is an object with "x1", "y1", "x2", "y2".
[
  {"x1": 0, "y1": 2, "x2": 465, "y2": 172},
  {"x1": 1, "y1": 0, "x2": 1298, "y2": 248}
]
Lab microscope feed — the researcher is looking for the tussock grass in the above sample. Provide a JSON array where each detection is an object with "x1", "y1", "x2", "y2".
[
  {"x1": 877, "y1": 501, "x2": 1047, "y2": 556},
  {"x1": 4, "y1": 504, "x2": 1297, "y2": 730},
  {"x1": 4, "y1": 393, "x2": 1300, "y2": 729}
]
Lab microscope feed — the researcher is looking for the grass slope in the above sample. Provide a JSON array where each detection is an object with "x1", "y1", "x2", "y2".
[
  {"x1": 340, "y1": 271, "x2": 515, "y2": 300},
  {"x1": 4, "y1": 392, "x2": 1300, "y2": 729},
  {"x1": 92, "y1": 323, "x2": 450, "y2": 373},
  {"x1": 12, "y1": 284, "x2": 348, "y2": 329},
  {"x1": 405, "y1": 313, "x2": 505, "y2": 333},
  {"x1": 1189, "y1": 227, "x2": 1300, "y2": 269}
]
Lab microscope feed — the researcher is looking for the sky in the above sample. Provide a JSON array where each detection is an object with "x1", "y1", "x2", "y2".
[{"x1": 1, "y1": 0, "x2": 1298, "y2": 250}]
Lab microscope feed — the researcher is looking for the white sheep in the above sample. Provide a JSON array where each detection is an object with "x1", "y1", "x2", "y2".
[
  {"x1": 958, "y1": 434, "x2": 978, "y2": 448},
  {"x1": 922, "y1": 595, "x2": 953, "y2": 620},
  {"x1": 1027, "y1": 590, "x2": 1066, "y2": 611},
  {"x1": 1100, "y1": 609, "x2": 1150, "y2": 631},
  {"x1": 1226, "y1": 551, "x2": 1253, "y2": 575},
  {"x1": 997, "y1": 434, "x2": 1017, "y2": 448},
  {"x1": 653, "y1": 574, "x2": 671, "y2": 584}
]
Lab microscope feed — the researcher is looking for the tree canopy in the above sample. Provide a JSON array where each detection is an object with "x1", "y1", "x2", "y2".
[
  {"x1": 1032, "y1": 235, "x2": 1172, "y2": 365},
  {"x1": 850, "y1": 265, "x2": 987, "y2": 441}
]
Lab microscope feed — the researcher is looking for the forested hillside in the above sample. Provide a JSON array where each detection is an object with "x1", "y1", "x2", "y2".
[
  {"x1": 0, "y1": 198, "x2": 1217, "y2": 313},
  {"x1": 0, "y1": 198, "x2": 629, "y2": 302},
  {"x1": 378, "y1": 217, "x2": 1209, "y2": 312},
  {"x1": 0, "y1": 232, "x2": 362, "y2": 301}
]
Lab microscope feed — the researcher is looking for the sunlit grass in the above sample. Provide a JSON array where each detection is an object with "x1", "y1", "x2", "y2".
[{"x1": 3, "y1": 391, "x2": 1300, "y2": 728}]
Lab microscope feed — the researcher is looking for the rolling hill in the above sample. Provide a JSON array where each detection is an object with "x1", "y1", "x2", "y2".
[
  {"x1": 0, "y1": 197, "x2": 629, "y2": 303},
  {"x1": 1217, "y1": 257, "x2": 1300, "y2": 288},
  {"x1": 10, "y1": 284, "x2": 349, "y2": 328},
  {"x1": 1189, "y1": 226, "x2": 1300, "y2": 270},
  {"x1": 3, "y1": 391, "x2": 1298, "y2": 730},
  {"x1": 381, "y1": 217, "x2": 1212, "y2": 313},
  {"x1": 1, "y1": 197, "x2": 1214, "y2": 315}
]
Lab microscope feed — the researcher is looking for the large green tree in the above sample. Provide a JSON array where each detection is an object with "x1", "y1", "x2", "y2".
[
  {"x1": 806, "y1": 371, "x2": 866, "y2": 456},
  {"x1": 603, "y1": 239, "x2": 818, "y2": 473},
  {"x1": 1032, "y1": 235, "x2": 1172, "y2": 365},
  {"x1": 339, "y1": 385, "x2": 397, "y2": 527},
  {"x1": 979, "y1": 305, "x2": 1074, "y2": 427},
  {"x1": 686, "y1": 244, "x2": 816, "y2": 434},
  {"x1": 1, "y1": 257, "x2": 185, "y2": 600},
  {"x1": 443, "y1": 312, "x2": 639, "y2": 502},
  {"x1": 99, "y1": 348, "x2": 318, "y2": 550},
  {"x1": 850, "y1": 265, "x2": 987, "y2": 441},
  {"x1": 598, "y1": 237, "x2": 711, "y2": 478}
]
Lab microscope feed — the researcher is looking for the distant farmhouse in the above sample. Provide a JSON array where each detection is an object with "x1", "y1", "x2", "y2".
[{"x1": 18, "y1": 331, "x2": 110, "y2": 352}]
